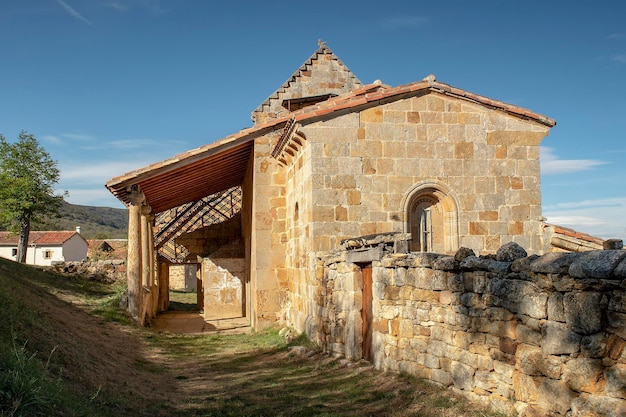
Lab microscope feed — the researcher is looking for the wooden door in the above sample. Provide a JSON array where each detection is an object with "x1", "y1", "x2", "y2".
[{"x1": 361, "y1": 265, "x2": 373, "y2": 361}]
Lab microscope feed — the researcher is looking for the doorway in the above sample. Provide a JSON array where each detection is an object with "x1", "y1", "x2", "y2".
[{"x1": 361, "y1": 265, "x2": 373, "y2": 362}]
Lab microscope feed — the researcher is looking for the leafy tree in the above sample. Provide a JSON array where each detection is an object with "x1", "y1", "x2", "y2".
[{"x1": 0, "y1": 131, "x2": 65, "y2": 263}]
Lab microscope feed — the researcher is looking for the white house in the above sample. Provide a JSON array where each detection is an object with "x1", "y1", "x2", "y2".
[{"x1": 0, "y1": 229, "x2": 88, "y2": 266}]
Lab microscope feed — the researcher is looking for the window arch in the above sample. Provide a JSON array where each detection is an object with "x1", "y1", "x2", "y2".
[{"x1": 402, "y1": 181, "x2": 459, "y2": 254}]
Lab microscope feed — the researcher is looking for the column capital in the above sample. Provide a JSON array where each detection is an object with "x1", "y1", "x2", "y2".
[{"x1": 127, "y1": 184, "x2": 146, "y2": 206}]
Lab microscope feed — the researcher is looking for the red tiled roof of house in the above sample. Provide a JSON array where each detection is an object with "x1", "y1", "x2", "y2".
[{"x1": 0, "y1": 231, "x2": 83, "y2": 246}]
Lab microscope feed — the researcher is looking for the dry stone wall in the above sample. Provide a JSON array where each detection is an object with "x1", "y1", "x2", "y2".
[{"x1": 314, "y1": 241, "x2": 626, "y2": 416}]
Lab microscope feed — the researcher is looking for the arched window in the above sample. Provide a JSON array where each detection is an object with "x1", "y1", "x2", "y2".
[{"x1": 403, "y1": 182, "x2": 459, "y2": 254}]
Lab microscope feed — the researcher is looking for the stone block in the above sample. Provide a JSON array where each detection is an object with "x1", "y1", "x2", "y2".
[
  {"x1": 568, "y1": 250, "x2": 626, "y2": 279},
  {"x1": 513, "y1": 371, "x2": 538, "y2": 403},
  {"x1": 563, "y1": 358, "x2": 605, "y2": 394},
  {"x1": 607, "y1": 311, "x2": 626, "y2": 340},
  {"x1": 564, "y1": 292, "x2": 602, "y2": 335},
  {"x1": 450, "y1": 360, "x2": 475, "y2": 391},
  {"x1": 542, "y1": 321, "x2": 581, "y2": 355},
  {"x1": 474, "y1": 370, "x2": 498, "y2": 391},
  {"x1": 581, "y1": 332, "x2": 608, "y2": 358},
  {"x1": 570, "y1": 393, "x2": 626, "y2": 417},
  {"x1": 537, "y1": 378, "x2": 577, "y2": 415},
  {"x1": 547, "y1": 291, "x2": 565, "y2": 322},
  {"x1": 605, "y1": 364, "x2": 626, "y2": 399},
  {"x1": 432, "y1": 369, "x2": 453, "y2": 386},
  {"x1": 515, "y1": 343, "x2": 562, "y2": 379}
]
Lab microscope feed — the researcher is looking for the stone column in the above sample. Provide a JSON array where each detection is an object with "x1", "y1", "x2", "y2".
[
  {"x1": 126, "y1": 185, "x2": 145, "y2": 321},
  {"x1": 141, "y1": 205, "x2": 152, "y2": 288}
]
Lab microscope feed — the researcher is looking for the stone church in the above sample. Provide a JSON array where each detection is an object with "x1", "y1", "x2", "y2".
[{"x1": 106, "y1": 41, "x2": 555, "y2": 329}]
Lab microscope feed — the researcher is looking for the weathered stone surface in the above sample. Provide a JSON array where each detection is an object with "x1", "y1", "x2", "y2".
[
  {"x1": 496, "y1": 241, "x2": 527, "y2": 262},
  {"x1": 530, "y1": 252, "x2": 578, "y2": 274},
  {"x1": 581, "y1": 332, "x2": 608, "y2": 358},
  {"x1": 547, "y1": 291, "x2": 565, "y2": 322},
  {"x1": 569, "y1": 250, "x2": 626, "y2": 279},
  {"x1": 563, "y1": 358, "x2": 605, "y2": 393},
  {"x1": 513, "y1": 371, "x2": 538, "y2": 403},
  {"x1": 605, "y1": 364, "x2": 626, "y2": 399},
  {"x1": 604, "y1": 239, "x2": 624, "y2": 250},
  {"x1": 609, "y1": 292, "x2": 626, "y2": 313},
  {"x1": 450, "y1": 361, "x2": 475, "y2": 391},
  {"x1": 433, "y1": 256, "x2": 459, "y2": 271},
  {"x1": 460, "y1": 256, "x2": 510, "y2": 274},
  {"x1": 542, "y1": 321, "x2": 581, "y2": 355},
  {"x1": 454, "y1": 247, "x2": 475, "y2": 262},
  {"x1": 516, "y1": 344, "x2": 562, "y2": 379},
  {"x1": 511, "y1": 254, "x2": 540, "y2": 273},
  {"x1": 570, "y1": 393, "x2": 626, "y2": 417},
  {"x1": 537, "y1": 378, "x2": 577, "y2": 415},
  {"x1": 564, "y1": 291, "x2": 603, "y2": 335},
  {"x1": 607, "y1": 311, "x2": 626, "y2": 340},
  {"x1": 491, "y1": 279, "x2": 547, "y2": 319},
  {"x1": 615, "y1": 256, "x2": 626, "y2": 278},
  {"x1": 474, "y1": 370, "x2": 498, "y2": 391}
]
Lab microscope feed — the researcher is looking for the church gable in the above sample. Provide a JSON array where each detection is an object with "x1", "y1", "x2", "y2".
[{"x1": 251, "y1": 41, "x2": 363, "y2": 126}]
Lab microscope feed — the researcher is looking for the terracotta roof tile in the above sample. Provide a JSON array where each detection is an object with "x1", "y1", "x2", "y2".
[{"x1": 0, "y1": 231, "x2": 82, "y2": 246}]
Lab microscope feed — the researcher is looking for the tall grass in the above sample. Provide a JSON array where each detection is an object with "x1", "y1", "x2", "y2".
[{"x1": 0, "y1": 333, "x2": 59, "y2": 417}]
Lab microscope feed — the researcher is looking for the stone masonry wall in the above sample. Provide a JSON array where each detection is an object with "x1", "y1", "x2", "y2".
[
  {"x1": 314, "y1": 243, "x2": 626, "y2": 416},
  {"x1": 297, "y1": 93, "x2": 550, "y2": 257}
]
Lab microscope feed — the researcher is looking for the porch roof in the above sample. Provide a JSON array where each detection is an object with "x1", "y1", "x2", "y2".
[{"x1": 105, "y1": 76, "x2": 555, "y2": 214}]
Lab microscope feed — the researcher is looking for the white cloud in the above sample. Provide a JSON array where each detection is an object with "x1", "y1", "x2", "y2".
[
  {"x1": 56, "y1": 0, "x2": 92, "y2": 25},
  {"x1": 59, "y1": 160, "x2": 149, "y2": 183},
  {"x1": 540, "y1": 147, "x2": 606, "y2": 175},
  {"x1": 543, "y1": 197, "x2": 626, "y2": 241}
]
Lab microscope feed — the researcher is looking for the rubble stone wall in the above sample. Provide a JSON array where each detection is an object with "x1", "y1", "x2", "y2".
[
  {"x1": 48, "y1": 259, "x2": 126, "y2": 282},
  {"x1": 315, "y1": 244, "x2": 626, "y2": 416}
]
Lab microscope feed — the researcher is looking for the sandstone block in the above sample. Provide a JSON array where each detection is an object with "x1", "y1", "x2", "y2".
[
  {"x1": 537, "y1": 378, "x2": 577, "y2": 415},
  {"x1": 564, "y1": 291, "x2": 603, "y2": 335},
  {"x1": 491, "y1": 278, "x2": 547, "y2": 319},
  {"x1": 542, "y1": 321, "x2": 581, "y2": 355},
  {"x1": 548, "y1": 291, "x2": 566, "y2": 322},
  {"x1": 581, "y1": 332, "x2": 608, "y2": 358},
  {"x1": 607, "y1": 311, "x2": 626, "y2": 340},
  {"x1": 513, "y1": 371, "x2": 538, "y2": 403},
  {"x1": 570, "y1": 393, "x2": 626, "y2": 417},
  {"x1": 431, "y1": 369, "x2": 453, "y2": 386},
  {"x1": 474, "y1": 372, "x2": 500, "y2": 396},
  {"x1": 450, "y1": 360, "x2": 475, "y2": 391},
  {"x1": 496, "y1": 241, "x2": 528, "y2": 262},
  {"x1": 563, "y1": 358, "x2": 606, "y2": 394},
  {"x1": 569, "y1": 250, "x2": 626, "y2": 279},
  {"x1": 605, "y1": 364, "x2": 626, "y2": 399}
]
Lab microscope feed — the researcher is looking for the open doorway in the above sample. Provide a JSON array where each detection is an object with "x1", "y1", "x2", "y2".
[{"x1": 168, "y1": 263, "x2": 201, "y2": 311}]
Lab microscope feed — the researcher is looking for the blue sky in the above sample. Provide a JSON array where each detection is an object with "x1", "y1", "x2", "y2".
[{"x1": 1, "y1": 1, "x2": 625, "y2": 241}]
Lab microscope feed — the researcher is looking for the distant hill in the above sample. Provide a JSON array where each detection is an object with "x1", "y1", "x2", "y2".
[{"x1": 40, "y1": 200, "x2": 128, "y2": 239}]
